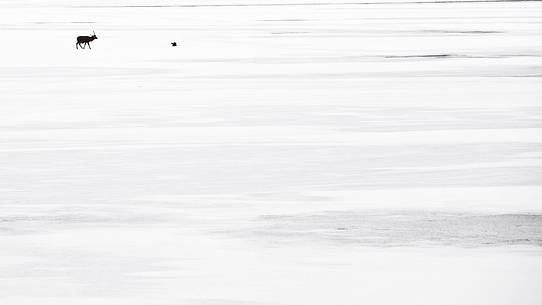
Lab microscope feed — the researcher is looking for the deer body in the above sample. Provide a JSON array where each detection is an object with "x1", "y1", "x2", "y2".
[{"x1": 76, "y1": 32, "x2": 97, "y2": 49}]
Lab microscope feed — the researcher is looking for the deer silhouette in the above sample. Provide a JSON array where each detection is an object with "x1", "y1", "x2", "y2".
[{"x1": 76, "y1": 31, "x2": 98, "y2": 49}]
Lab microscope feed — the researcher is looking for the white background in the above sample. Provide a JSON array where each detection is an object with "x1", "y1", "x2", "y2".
[{"x1": 1, "y1": 1, "x2": 542, "y2": 304}]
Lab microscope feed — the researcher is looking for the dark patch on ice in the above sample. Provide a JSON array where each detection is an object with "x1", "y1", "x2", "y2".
[
  {"x1": 422, "y1": 30, "x2": 503, "y2": 34},
  {"x1": 507, "y1": 74, "x2": 542, "y2": 78},
  {"x1": 384, "y1": 54, "x2": 453, "y2": 59},
  {"x1": 150, "y1": 53, "x2": 542, "y2": 64},
  {"x1": 271, "y1": 31, "x2": 311, "y2": 35},
  {"x1": 251, "y1": 211, "x2": 542, "y2": 248},
  {"x1": 172, "y1": 69, "x2": 542, "y2": 79}
]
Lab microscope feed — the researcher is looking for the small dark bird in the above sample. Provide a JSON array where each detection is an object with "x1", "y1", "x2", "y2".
[{"x1": 171, "y1": 42, "x2": 177, "y2": 47}]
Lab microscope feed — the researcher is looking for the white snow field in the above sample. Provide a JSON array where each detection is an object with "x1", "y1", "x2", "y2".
[{"x1": 1, "y1": 0, "x2": 542, "y2": 304}]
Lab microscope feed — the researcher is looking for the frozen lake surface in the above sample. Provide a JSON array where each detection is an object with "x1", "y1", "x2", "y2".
[{"x1": 1, "y1": 0, "x2": 542, "y2": 304}]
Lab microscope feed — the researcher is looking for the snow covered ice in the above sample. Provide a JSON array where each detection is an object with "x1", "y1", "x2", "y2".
[{"x1": 1, "y1": 1, "x2": 542, "y2": 304}]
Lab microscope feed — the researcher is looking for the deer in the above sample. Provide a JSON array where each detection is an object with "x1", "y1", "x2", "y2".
[{"x1": 76, "y1": 31, "x2": 98, "y2": 49}]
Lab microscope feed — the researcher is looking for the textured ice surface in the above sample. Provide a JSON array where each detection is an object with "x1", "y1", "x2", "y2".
[{"x1": 252, "y1": 211, "x2": 542, "y2": 247}]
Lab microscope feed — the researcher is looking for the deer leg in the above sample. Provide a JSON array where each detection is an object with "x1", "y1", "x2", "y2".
[{"x1": 88, "y1": 43, "x2": 91, "y2": 50}]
